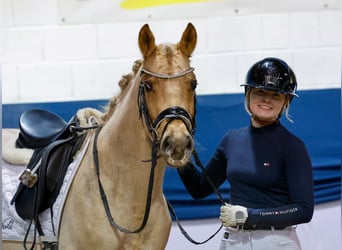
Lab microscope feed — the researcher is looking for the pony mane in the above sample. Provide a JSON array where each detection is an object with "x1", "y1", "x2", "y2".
[{"x1": 102, "y1": 59, "x2": 143, "y2": 122}]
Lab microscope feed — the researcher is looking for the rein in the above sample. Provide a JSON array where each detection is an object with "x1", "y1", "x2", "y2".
[
  {"x1": 93, "y1": 66, "x2": 196, "y2": 234},
  {"x1": 192, "y1": 150, "x2": 226, "y2": 205},
  {"x1": 137, "y1": 67, "x2": 227, "y2": 244},
  {"x1": 92, "y1": 125, "x2": 159, "y2": 233},
  {"x1": 93, "y1": 66, "x2": 226, "y2": 244},
  {"x1": 166, "y1": 150, "x2": 226, "y2": 245},
  {"x1": 92, "y1": 66, "x2": 227, "y2": 246}
]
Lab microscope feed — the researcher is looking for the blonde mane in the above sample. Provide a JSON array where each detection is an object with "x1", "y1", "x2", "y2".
[{"x1": 102, "y1": 59, "x2": 143, "y2": 122}]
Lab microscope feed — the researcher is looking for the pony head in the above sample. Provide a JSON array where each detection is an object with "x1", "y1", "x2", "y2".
[{"x1": 137, "y1": 23, "x2": 197, "y2": 167}]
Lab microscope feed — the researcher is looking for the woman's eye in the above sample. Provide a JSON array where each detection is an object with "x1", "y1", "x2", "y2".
[
  {"x1": 255, "y1": 90, "x2": 265, "y2": 96},
  {"x1": 272, "y1": 94, "x2": 282, "y2": 99}
]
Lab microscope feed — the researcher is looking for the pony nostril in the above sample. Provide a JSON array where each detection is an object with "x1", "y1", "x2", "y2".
[
  {"x1": 161, "y1": 136, "x2": 170, "y2": 152},
  {"x1": 186, "y1": 135, "x2": 194, "y2": 151}
]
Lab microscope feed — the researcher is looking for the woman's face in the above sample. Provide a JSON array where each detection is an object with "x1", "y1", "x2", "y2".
[{"x1": 249, "y1": 88, "x2": 286, "y2": 127}]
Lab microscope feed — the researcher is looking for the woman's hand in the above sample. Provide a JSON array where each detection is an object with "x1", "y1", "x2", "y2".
[{"x1": 220, "y1": 203, "x2": 248, "y2": 227}]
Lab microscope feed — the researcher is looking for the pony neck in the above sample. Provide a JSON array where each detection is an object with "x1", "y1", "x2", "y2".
[{"x1": 95, "y1": 82, "x2": 167, "y2": 194}]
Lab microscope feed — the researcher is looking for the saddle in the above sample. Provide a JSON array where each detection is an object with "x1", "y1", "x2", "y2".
[
  {"x1": 16, "y1": 109, "x2": 71, "y2": 149},
  {"x1": 11, "y1": 109, "x2": 89, "y2": 222},
  {"x1": 8, "y1": 109, "x2": 99, "y2": 249}
]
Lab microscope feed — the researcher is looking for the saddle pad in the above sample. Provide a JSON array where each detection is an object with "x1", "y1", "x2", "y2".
[{"x1": 2, "y1": 134, "x2": 91, "y2": 242}]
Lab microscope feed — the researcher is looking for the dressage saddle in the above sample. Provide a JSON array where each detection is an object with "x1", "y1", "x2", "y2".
[{"x1": 9, "y1": 109, "x2": 97, "y2": 249}]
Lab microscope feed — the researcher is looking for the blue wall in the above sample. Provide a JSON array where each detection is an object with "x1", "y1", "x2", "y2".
[{"x1": 2, "y1": 88, "x2": 341, "y2": 219}]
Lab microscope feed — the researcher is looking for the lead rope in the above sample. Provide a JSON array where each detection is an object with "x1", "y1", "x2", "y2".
[{"x1": 93, "y1": 126, "x2": 158, "y2": 233}]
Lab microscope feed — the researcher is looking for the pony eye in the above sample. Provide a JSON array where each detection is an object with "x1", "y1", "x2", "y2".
[
  {"x1": 143, "y1": 81, "x2": 153, "y2": 92},
  {"x1": 191, "y1": 80, "x2": 197, "y2": 90}
]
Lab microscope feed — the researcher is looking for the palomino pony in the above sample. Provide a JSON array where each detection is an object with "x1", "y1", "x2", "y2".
[{"x1": 2, "y1": 23, "x2": 197, "y2": 249}]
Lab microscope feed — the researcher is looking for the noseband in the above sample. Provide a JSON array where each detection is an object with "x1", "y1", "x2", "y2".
[{"x1": 138, "y1": 67, "x2": 196, "y2": 141}]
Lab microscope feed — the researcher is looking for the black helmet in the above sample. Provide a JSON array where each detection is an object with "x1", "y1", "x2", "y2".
[{"x1": 241, "y1": 57, "x2": 298, "y2": 97}]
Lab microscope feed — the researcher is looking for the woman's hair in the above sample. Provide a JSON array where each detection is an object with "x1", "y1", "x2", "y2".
[{"x1": 244, "y1": 88, "x2": 294, "y2": 123}]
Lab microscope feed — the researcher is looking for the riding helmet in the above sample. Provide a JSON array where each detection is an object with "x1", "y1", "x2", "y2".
[{"x1": 241, "y1": 57, "x2": 298, "y2": 98}]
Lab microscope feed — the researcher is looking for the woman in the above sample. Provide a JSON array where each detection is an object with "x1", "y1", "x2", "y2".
[{"x1": 178, "y1": 57, "x2": 314, "y2": 250}]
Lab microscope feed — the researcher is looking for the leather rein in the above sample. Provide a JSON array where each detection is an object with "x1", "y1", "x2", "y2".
[{"x1": 92, "y1": 66, "x2": 196, "y2": 234}]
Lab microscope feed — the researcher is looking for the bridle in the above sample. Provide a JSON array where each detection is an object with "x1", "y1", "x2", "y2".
[
  {"x1": 138, "y1": 67, "x2": 196, "y2": 141},
  {"x1": 93, "y1": 66, "x2": 197, "y2": 233}
]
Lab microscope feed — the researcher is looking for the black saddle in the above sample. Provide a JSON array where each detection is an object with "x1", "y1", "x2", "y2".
[
  {"x1": 16, "y1": 109, "x2": 71, "y2": 149},
  {"x1": 10, "y1": 108, "x2": 95, "y2": 249}
]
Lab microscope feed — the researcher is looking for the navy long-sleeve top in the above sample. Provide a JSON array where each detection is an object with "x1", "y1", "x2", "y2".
[{"x1": 178, "y1": 122, "x2": 314, "y2": 228}]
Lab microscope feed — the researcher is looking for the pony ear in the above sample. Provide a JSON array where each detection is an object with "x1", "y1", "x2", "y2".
[
  {"x1": 179, "y1": 23, "x2": 197, "y2": 57},
  {"x1": 138, "y1": 24, "x2": 156, "y2": 57}
]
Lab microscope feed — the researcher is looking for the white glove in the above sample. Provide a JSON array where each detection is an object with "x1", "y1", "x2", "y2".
[{"x1": 220, "y1": 203, "x2": 248, "y2": 227}]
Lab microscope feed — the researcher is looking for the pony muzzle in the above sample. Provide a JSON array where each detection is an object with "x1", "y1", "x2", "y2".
[{"x1": 160, "y1": 126, "x2": 194, "y2": 167}]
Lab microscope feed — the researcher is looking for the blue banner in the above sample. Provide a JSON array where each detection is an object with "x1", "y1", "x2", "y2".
[{"x1": 2, "y1": 88, "x2": 340, "y2": 219}]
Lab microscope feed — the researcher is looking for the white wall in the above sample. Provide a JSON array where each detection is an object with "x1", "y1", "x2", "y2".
[
  {"x1": 1, "y1": 1, "x2": 341, "y2": 104},
  {"x1": 1, "y1": 1, "x2": 341, "y2": 250}
]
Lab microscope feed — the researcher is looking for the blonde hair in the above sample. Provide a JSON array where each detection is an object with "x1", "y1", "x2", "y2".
[{"x1": 244, "y1": 88, "x2": 294, "y2": 123}]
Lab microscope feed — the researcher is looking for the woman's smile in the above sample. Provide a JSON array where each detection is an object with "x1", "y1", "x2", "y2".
[{"x1": 257, "y1": 104, "x2": 273, "y2": 110}]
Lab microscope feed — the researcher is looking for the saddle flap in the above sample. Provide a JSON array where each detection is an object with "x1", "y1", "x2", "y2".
[{"x1": 11, "y1": 134, "x2": 86, "y2": 220}]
